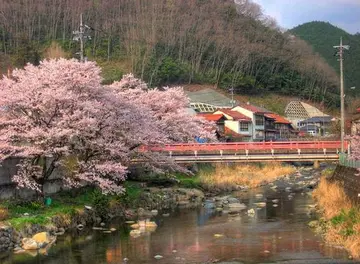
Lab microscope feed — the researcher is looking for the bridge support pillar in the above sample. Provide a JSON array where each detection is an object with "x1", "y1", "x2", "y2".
[{"x1": 313, "y1": 160, "x2": 320, "y2": 169}]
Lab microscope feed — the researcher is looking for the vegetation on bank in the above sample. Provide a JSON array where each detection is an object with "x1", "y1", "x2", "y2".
[
  {"x1": 0, "y1": 183, "x2": 143, "y2": 230},
  {"x1": 177, "y1": 162, "x2": 295, "y2": 191},
  {"x1": 312, "y1": 176, "x2": 360, "y2": 258}
]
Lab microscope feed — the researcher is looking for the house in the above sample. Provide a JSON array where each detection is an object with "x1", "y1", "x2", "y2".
[
  {"x1": 213, "y1": 109, "x2": 252, "y2": 141},
  {"x1": 297, "y1": 116, "x2": 334, "y2": 136},
  {"x1": 197, "y1": 113, "x2": 227, "y2": 134},
  {"x1": 231, "y1": 103, "x2": 270, "y2": 141},
  {"x1": 264, "y1": 113, "x2": 294, "y2": 139}
]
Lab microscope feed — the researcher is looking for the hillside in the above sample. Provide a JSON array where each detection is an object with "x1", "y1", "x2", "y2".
[
  {"x1": 290, "y1": 21, "x2": 360, "y2": 97},
  {"x1": 0, "y1": 0, "x2": 339, "y2": 106}
]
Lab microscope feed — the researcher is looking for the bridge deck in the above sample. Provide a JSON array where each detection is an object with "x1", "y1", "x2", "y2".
[{"x1": 139, "y1": 140, "x2": 346, "y2": 163}]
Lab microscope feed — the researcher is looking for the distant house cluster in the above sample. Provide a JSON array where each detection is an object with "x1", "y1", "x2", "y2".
[
  {"x1": 186, "y1": 89, "x2": 295, "y2": 141},
  {"x1": 186, "y1": 88, "x2": 335, "y2": 141}
]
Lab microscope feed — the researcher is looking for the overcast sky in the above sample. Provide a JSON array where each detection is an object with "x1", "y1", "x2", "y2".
[{"x1": 252, "y1": 0, "x2": 360, "y2": 34}]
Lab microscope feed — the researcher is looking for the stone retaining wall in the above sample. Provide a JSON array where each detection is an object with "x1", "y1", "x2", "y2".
[
  {"x1": 0, "y1": 157, "x2": 67, "y2": 200},
  {"x1": 330, "y1": 165, "x2": 360, "y2": 204}
]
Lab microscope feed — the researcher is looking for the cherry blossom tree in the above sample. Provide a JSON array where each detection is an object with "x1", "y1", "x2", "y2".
[
  {"x1": 109, "y1": 74, "x2": 214, "y2": 143},
  {"x1": 349, "y1": 136, "x2": 360, "y2": 161},
  {"x1": 0, "y1": 60, "x2": 214, "y2": 194}
]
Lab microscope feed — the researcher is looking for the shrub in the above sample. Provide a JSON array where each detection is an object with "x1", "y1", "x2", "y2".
[
  {"x1": 0, "y1": 207, "x2": 9, "y2": 221},
  {"x1": 91, "y1": 190, "x2": 110, "y2": 218}
]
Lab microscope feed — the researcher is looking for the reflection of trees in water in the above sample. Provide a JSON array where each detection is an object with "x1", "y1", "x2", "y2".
[{"x1": 6, "y1": 194, "x2": 353, "y2": 264}]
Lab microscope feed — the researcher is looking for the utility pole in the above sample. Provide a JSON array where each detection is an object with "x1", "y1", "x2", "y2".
[
  {"x1": 73, "y1": 13, "x2": 91, "y2": 62},
  {"x1": 334, "y1": 37, "x2": 350, "y2": 153},
  {"x1": 229, "y1": 87, "x2": 235, "y2": 107}
]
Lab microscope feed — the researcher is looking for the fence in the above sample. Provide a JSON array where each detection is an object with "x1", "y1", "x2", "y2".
[{"x1": 339, "y1": 153, "x2": 360, "y2": 169}]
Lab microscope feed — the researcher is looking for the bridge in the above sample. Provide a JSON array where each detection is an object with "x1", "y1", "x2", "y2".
[{"x1": 140, "y1": 141, "x2": 349, "y2": 163}]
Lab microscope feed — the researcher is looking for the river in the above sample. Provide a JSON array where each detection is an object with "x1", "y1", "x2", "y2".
[{"x1": 1, "y1": 178, "x2": 357, "y2": 264}]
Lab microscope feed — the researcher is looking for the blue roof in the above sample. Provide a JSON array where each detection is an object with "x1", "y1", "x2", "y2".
[{"x1": 299, "y1": 116, "x2": 333, "y2": 123}]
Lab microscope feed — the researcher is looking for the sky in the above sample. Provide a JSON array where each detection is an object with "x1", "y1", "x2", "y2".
[{"x1": 252, "y1": 0, "x2": 360, "y2": 34}]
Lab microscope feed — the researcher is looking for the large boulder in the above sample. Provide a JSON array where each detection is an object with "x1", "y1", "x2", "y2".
[
  {"x1": 32, "y1": 232, "x2": 51, "y2": 245},
  {"x1": 22, "y1": 238, "x2": 39, "y2": 250}
]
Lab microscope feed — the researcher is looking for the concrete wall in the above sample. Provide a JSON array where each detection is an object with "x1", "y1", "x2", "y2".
[
  {"x1": 0, "y1": 157, "x2": 67, "y2": 200},
  {"x1": 330, "y1": 165, "x2": 360, "y2": 204}
]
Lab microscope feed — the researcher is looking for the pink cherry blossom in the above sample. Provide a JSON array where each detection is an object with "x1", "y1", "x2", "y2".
[{"x1": 0, "y1": 59, "x2": 214, "y2": 194}]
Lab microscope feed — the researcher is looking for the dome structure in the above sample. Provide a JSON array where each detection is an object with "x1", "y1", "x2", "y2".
[{"x1": 285, "y1": 101, "x2": 329, "y2": 127}]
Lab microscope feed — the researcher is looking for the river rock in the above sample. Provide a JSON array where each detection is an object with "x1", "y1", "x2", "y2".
[
  {"x1": 151, "y1": 210, "x2": 158, "y2": 216},
  {"x1": 178, "y1": 201, "x2": 190, "y2": 206},
  {"x1": 130, "y1": 223, "x2": 140, "y2": 229},
  {"x1": 130, "y1": 230, "x2": 141, "y2": 237},
  {"x1": 204, "y1": 202, "x2": 215, "y2": 209},
  {"x1": 145, "y1": 221, "x2": 157, "y2": 227},
  {"x1": 308, "y1": 220, "x2": 319, "y2": 228},
  {"x1": 154, "y1": 255, "x2": 163, "y2": 259},
  {"x1": 32, "y1": 232, "x2": 51, "y2": 245},
  {"x1": 215, "y1": 196, "x2": 230, "y2": 202},
  {"x1": 247, "y1": 209, "x2": 255, "y2": 216},
  {"x1": 137, "y1": 208, "x2": 153, "y2": 218},
  {"x1": 192, "y1": 189, "x2": 205, "y2": 198},
  {"x1": 100, "y1": 222, "x2": 106, "y2": 227},
  {"x1": 272, "y1": 199, "x2": 279, "y2": 203},
  {"x1": 227, "y1": 203, "x2": 247, "y2": 212},
  {"x1": 227, "y1": 197, "x2": 240, "y2": 204},
  {"x1": 22, "y1": 238, "x2": 39, "y2": 250}
]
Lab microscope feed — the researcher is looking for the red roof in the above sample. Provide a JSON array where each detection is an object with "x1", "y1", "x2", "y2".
[
  {"x1": 264, "y1": 113, "x2": 292, "y2": 124},
  {"x1": 216, "y1": 109, "x2": 251, "y2": 122},
  {"x1": 197, "y1": 113, "x2": 225, "y2": 122},
  {"x1": 224, "y1": 127, "x2": 250, "y2": 138},
  {"x1": 237, "y1": 103, "x2": 269, "y2": 114}
]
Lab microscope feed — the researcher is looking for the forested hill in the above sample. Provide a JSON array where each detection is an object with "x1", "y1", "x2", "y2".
[
  {"x1": 291, "y1": 21, "x2": 360, "y2": 97},
  {"x1": 0, "y1": 0, "x2": 339, "y2": 106}
]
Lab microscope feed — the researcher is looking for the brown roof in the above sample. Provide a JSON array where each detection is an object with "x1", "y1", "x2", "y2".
[
  {"x1": 264, "y1": 113, "x2": 292, "y2": 124},
  {"x1": 197, "y1": 113, "x2": 225, "y2": 122},
  {"x1": 216, "y1": 109, "x2": 251, "y2": 122}
]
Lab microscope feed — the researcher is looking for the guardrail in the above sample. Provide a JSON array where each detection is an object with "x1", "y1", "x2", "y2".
[
  {"x1": 339, "y1": 153, "x2": 360, "y2": 169},
  {"x1": 141, "y1": 141, "x2": 348, "y2": 153}
]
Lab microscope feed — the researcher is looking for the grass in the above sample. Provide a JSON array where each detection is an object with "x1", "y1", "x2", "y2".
[
  {"x1": 0, "y1": 183, "x2": 145, "y2": 230},
  {"x1": 312, "y1": 176, "x2": 360, "y2": 258},
  {"x1": 177, "y1": 162, "x2": 295, "y2": 190},
  {"x1": 312, "y1": 177, "x2": 352, "y2": 219}
]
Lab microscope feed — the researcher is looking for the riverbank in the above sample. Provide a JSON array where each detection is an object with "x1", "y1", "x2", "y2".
[
  {"x1": 311, "y1": 170, "x2": 360, "y2": 259},
  {"x1": 0, "y1": 162, "x2": 313, "y2": 254}
]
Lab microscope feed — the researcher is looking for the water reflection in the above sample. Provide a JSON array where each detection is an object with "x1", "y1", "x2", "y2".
[{"x1": 1, "y1": 189, "x2": 353, "y2": 264}]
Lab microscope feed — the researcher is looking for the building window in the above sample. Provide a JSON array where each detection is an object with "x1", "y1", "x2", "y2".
[
  {"x1": 255, "y1": 115, "x2": 264, "y2": 126},
  {"x1": 240, "y1": 122, "x2": 249, "y2": 131}
]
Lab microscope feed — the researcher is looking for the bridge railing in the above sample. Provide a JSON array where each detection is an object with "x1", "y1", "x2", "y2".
[{"x1": 141, "y1": 141, "x2": 347, "y2": 153}]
